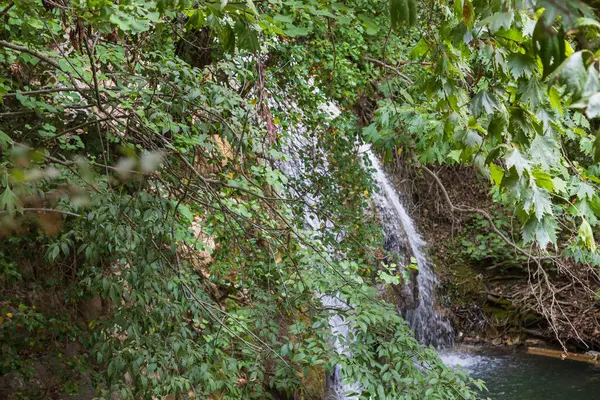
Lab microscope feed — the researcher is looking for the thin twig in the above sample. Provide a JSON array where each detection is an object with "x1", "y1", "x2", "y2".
[
  {"x1": 0, "y1": 208, "x2": 82, "y2": 217},
  {"x1": 0, "y1": 40, "x2": 61, "y2": 70},
  {"x1": 364, "y1": 56, "x2": 414, "y2": 84}
]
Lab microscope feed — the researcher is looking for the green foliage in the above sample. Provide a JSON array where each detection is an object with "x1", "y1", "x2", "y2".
[
  {"x1": 0, "y1": 0, "x2": 484, "y2": 398},
  {"x1": 4, "y1": 0, "x2": 600, "y2": 396},
  {"x1": 390, "y1": 0, "x2": 418, "y2": 30},
  {"x1": 351, "y1": 1, "x2": 600, "y2": 261},
  {"x1": 456, "y1": 214, "x2": 528, "y2": 270}
]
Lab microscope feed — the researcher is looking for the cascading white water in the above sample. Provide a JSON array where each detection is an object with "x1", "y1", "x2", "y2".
[
  {"x1": 279, "y1": 89, "x2": 452, "y2": 397},
  {"x1": 364, "y1": 148, "x2": 454, "y2": 348},
  {"x1": 278, "y1": 101, "x2": 360, "y2": 399},
  {"x1": 320, "y1": 295, "x2": 361, "y2": 400}
]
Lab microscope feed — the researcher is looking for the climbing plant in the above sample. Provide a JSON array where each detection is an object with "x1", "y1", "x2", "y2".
[
  {"x1": 0, "y1": 0, "x2": 485, "y2": 399},
  {"x1": 2, "y1": 0, "x2": 600, "y2": 398}
]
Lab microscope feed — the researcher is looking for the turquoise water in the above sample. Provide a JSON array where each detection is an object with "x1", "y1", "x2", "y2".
[{"x1": 441, "y1": 346, "x2": 600, "y2": 399}]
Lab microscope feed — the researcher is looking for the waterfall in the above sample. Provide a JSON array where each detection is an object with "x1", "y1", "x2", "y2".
[
  {"x1": 321, "y1": 295, "x2": 361, "y2": 399},
  {"x1": 364, "y1": 148, "x2": 454, "y2": 348},
  {"x1": 278, "y1": 104, "x2": 360, "y2": 399},
  {"x1": 280, "y1": 90, "x2": 452, "y2": 398}
]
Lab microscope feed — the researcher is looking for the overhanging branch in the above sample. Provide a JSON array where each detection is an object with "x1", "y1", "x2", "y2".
[{"x1": 364, "y1": 56, "x2": 414, "y2": 84}]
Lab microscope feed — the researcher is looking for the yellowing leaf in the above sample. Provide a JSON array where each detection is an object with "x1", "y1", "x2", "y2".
[
  {"x1": 579, "y1": 218, "x2": 597, "y2": 252},
  {"x1": 532, "y1": 169, "x2": 554, "y2": 192},
  {"x1": 489, "y1": 163, "x2": 504, "y2": 186}
]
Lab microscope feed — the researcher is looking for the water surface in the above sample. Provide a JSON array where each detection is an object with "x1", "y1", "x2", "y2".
[{"x1": 441, "y1": 346, "x2": 600, "y2": 399}]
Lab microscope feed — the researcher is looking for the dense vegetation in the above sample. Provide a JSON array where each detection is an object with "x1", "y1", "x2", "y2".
[{"x1": 1, "y1": 0, "x2": 600, "y2": 398}]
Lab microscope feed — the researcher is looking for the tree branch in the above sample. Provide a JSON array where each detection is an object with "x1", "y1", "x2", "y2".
[
  {"x1": 1, "y1": 208, "x2": 82, "y2": 217},
  {"x1": 3, "y1": 88, "x2": 92, "y2": 97},
  {"x1": 421, "y1": 165, "x2": 546, "y2": 260},
  {"x1": 364, "y1": 56, "x2": 414, "y2": 84},
  {"x1": 0, "y1": 40, "x2": 62, "y2": 70}
]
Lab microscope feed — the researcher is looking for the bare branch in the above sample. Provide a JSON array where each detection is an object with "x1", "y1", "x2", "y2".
[
  {"x1": 364, "y1": 56, "x2": 414, "y2": 84},
  {"x1": 421, "y1": 165, "x2": 540, "y2": 259},
  {"x1": 0, "y1": 208, "x2": 82, "y2": 217},
  {"x1": 0, "y1": 40, "x2": 62, "y2": 70}
]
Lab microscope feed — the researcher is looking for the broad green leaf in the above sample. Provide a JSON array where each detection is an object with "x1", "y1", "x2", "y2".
[
  {"x1": 530, "y1": 134, "x2": 560, "y2": 170},
  {"x1": 274, "y1": 14, "x2": 294, "y2": 23},
  {"x1": 378, "y1": 384, "x2": 386, "y2": 398},
  {"x1": 187, "y1": 10, "x2": 206, "y2": 28},
  {"x1": 505, "y1": 148, "x2": 530, "y2": 177},
  {"x1": 550, "y1": 51, "x2": 587, "y2": 98},
  {"x1": 487, "y1": 110, "x2": 508, "y2": 137},
  {"x1": 575, "y1": 17, "x2": 600, "y2": 30},
  {"x1": 507, "y1": 53, "x2": 536, "y2": 79},
  {"x1": 470, "y1": 91, "x2": 499, "y2": 117},
  {"x1": 582, "y1": 66, "x2": 600, "y2": 99},
  {"x1": 551, "y1": 177, "x2": 567, "y2": 194},
  {"x1": 576, "y1": 183, "x2": 595, "y2": 200},
  {"x1": 284, "y1": 24, "x2": 309, "y2": 37},
  {"x1": 525, "y1": 186, "x2": 552, "y2": 220},
  {"x1": 532, "y1": 169, "x2": 554, "y2": 192},
  {"x1": 480, "y1": 11, "x2": 514, "y2": 33},
  {"x1": 448, "y1": 149, "x2": 462, "y2": 162},
  {"x1": 311, "y1": 9, "x2": 335, "y2": 18},
  {"x1": 496, "y1": 27, "x2": 524, "y2": 43},
  {"x1": 520, "y1": 78, "x2": 545, "y2": 109},
  {"x1": 359, "y1": 14, "x2": 379, "y2": 35},
  {"x1": 0, "y1": 186, "x2": 23, "y2": 215},
  {"x1": 548, "y1": 86, "x2": 564, "y2": 115},
  {"x1": 572, "y1": 199, "x2": 599, "y2": 225},
  {"x1": 533, "y1": 18, "x2": 567, "y2": 78},
  {"x1": 411, "y1": 38, "x2": 429, "y2": 58},
  {"x1": 390, "y1": 0, "x2": 417, "y2": 30},
  {"x1": 595, "y1": 129, "x2": 600, "y2": 163},
  {"x1": 0, "y1": 129, "x2": 12, "y2": 148},
  {"x1": 462, "y1": 129, "x2": 482, "y2": 148},
  {"x1": 461, "y1": 0, "x2": 473, "y2": 27},
  {"x1": 522, "y1": 216, "x2": 558, "y2": 248},
  {"x1": 178, "y1": 204, "x2": 194, "y2": 223},
  {"x1": 586, "y1": 93, "x2": 600, "y2": 119}
]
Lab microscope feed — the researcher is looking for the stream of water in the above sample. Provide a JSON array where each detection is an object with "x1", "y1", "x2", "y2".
[
  {"x1": 364, "y1": 148, "x2": 453, "y2": 348},
  {"x1": 441, "y1": 346, "x2": 600, "y2": 399},
  {"x1": 286, "y1": 138, "x2": 600, "y2": 398},
  {"x1": 283, "y1": 115, "x2": 600, "y2": 399},
  {"x1": 364, "y1": 149, "x2": 600, "y2": 399}
]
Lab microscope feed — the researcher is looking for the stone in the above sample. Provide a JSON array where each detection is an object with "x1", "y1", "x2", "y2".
[
  {"x1": 82, "y1": 294, "x2": 103, "y2": 321},
  {"x1": 0, "y1": 371, "x2": 26, "y2": 394},
  {"x1": 65, "y1": 341, "x2": 83, "y2": 358},
  {"x1": 506, "y1": 336, "x2": 521, "y2": 346},
  {"x1": 525, "y1": 338, "x2": 546, "y2": 346},
  {"x1": 57, "y1": 375, "x2": 96, "y2": 400}
]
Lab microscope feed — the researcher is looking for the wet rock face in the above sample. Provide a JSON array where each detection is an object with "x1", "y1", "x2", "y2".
[
  {"x1": 82, "y1": 294, "x2": 103, "y2": 321},
  {"x1": 377, "y1": 278, "x2": 418, "y2": 312},
  {"x1": 57, "y1": 375, "x2": 95, "y2": 400},
  {"x1": 0, "y1": 371, "x2": 26, "y2": 395},
  {"x1": 367, "y1": 148, "x2": 454, "y2": 347}
]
